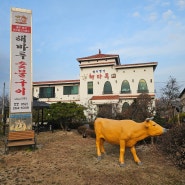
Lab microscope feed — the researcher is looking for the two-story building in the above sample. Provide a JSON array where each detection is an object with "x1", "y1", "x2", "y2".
[
  {"x1": 33, "y1": 50, "x2": 157, "y2": 120},
  {"x1": 179, "y1": 88, "x2": 185, "y2": 113}
]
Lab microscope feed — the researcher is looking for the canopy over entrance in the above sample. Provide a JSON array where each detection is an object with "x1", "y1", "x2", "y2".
[{"x1": 33, "y1": 97, "x2": 50, "y2": 133}]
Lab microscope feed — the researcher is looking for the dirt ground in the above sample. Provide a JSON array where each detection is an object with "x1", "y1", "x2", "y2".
[{"x1": 0, "y1": 130, "x2": 184, "y2": 185}]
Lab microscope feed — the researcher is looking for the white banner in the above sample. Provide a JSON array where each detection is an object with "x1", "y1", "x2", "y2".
[{"x1": 10, "y1": 8, "x2": 32, "y2": 113}]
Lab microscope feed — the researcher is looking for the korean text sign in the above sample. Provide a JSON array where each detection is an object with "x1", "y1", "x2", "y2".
[{"x1": 10, "y1": 8, "x2": 32, "y2": 113}]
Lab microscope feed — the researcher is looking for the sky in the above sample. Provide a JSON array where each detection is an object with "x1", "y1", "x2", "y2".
[{"x1": 0, "y1": 0, "x2": 185, "y2": 97}]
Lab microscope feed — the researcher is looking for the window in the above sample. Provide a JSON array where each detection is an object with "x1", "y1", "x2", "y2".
[
  {"x1": 87, "y1": 82, "x2": 93, "y2": 94},
  {"x1": 121, "y1": 80, "x2": 131, "y2": 93},
  {"x1": 39, "y1": 87, "x2": 55, "y2": 98},
  {"x1": 137, "y1": 79, "x2": 148, "y2": 93},
  {"x1": 103, "y1": 81, "x2": 112, "y2": 94},
  {"x1": 63, "y1": 86, "x2": 78, "y2": 95},
  {"x1": 122, "y1": 102, "x2": 129, "y2": 112}
]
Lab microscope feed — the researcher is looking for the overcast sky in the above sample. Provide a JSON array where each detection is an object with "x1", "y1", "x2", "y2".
[{"x1": 1, "y1": 0, "x2": 185, "y2": 97}]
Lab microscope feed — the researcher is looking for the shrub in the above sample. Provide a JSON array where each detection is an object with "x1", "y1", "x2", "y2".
[
  {"x1": 68, "y1": 121, "x2": 84, "y2": 129},
  {"x1": 85, "y1": 129, "x2": 96, "y2": 138},
  {"x1": 77, "y1": 125, "x2": 87, "y2": 135},
  {"x1": 157, "y1": 124, "x2": 185, "y2": 169},
  {"x1": 77, "y1": 125, "x2": 96, "y2": 138},
  {"x1": 89, "y1": 121, "x2": 94, "y2": 130}
]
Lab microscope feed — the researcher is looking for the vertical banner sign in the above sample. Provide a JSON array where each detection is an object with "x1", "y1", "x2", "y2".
[{"x1": 10, "y1": 8, "x2": 32, "y2": 131}]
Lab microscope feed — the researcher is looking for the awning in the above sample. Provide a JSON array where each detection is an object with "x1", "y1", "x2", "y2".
[{"x1": 32, "y1": 97, "x2": 50, "y2": 109}]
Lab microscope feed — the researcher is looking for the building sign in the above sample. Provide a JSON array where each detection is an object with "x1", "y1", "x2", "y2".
[
  {"x1": 89, "y1": 69, "x2": 109, "y2": 80},
  {"x1": 10, "y1": 8, "x2": 32, "y2": 131}
]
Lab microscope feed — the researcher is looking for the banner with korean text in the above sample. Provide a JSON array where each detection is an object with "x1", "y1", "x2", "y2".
[{"x1": 9, "y1": 8, "x2": 32, "y2": 131}]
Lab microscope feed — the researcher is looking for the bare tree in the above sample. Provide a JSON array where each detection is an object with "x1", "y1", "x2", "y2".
[
  {"x1": 114, "y1": 93, "x2": 154, "y2": 121},
  {"x1": 0, "y1": 93, "x2": 9, "y2": 117},
  {"x1": 160, "y1": 76, "x2": 180, "y2": 121},
  {"x1": 97, "y1": 104, "x2": 113, "y2": 119},
  {"x1": 130, "y1": 93, "x2": 154, "y2": 122},
  {"x1": 161, "y1": 76, "x2": 180, "y2": 100}
]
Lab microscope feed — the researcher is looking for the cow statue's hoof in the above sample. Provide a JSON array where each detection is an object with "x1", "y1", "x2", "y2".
[
  {"x1": 119, "y1": 163, "x2": 125, "y2": 167},
  {"x1": 97, "y1": 156, "x2": 102, "y2": 161},
  {"x1": 137, "y1": 161, "x2": 142, "y2": 166}
]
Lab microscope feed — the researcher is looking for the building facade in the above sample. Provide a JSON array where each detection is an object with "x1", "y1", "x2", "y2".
[
  {"x1": 33, "y1": 51, "x2": 158, "y2": 120},
  {"x1": 179, "y1": 88, "x2": 185, "y2": 112}
]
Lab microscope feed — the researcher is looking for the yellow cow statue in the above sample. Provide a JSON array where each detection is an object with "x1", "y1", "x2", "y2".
[{"x1": 94, "y1": 117, "x2": 167, "y2": 166}]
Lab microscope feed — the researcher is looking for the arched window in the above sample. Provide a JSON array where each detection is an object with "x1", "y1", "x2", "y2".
[
  {"x1": 122, "y1": 102, "x2": 129, "y2": 112},
  {"x1": 103, "y1": 81, "x2": 112, "y2": 94},
  {"x1": 137, "y1": 79, "x2": 148, "y2": 93},
  {"x1": 121, "y1": 80, "x2": 131, "y2": 93}
]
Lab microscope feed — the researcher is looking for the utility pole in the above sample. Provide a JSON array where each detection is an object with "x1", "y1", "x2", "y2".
[{"x1": 1, "y1": 82, "x2": 5, "y2": 135}]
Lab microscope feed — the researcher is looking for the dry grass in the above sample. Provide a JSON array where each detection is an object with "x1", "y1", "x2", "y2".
[{"x1": 0, "y1": 130, "x2": 184, "y2": 185}]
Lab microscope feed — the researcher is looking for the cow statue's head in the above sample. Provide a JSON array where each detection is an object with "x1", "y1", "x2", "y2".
[{"x1": 144, "y1": 117, "x2": 167, "y2": 136}]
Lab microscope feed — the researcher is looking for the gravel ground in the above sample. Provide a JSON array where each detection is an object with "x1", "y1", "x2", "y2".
[{"x1": 0, "y1": 130, "x2": 184, "y2": 185}]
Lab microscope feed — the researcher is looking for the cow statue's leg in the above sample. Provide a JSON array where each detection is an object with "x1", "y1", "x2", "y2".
[
  {"x1": 100, "y1": 138, "x2": 106, "y2": 154},
  {"x1": 130, "y1": 146, "x2": 142, "y2": 165},
  {"x1": 119, "y1": 140, "x2": 126, "y2": 167},
  {"x1": 96, "y1": 137, "x2": 102, "y2": 160}
]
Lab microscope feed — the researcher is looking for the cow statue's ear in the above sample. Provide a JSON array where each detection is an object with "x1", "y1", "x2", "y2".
[{"x1": 144, "y1": 121, "x2": 149, "y2": 128}]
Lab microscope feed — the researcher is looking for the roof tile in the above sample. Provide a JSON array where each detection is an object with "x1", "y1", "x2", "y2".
[
  {"x1": 90, "y1": 95, "x2": 119, "y2": 100},
  {"x1": 77, "y1": 53, "x2": 119, "y2": 61}
]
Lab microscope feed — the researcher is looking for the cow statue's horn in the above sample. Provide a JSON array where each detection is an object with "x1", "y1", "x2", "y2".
[{"x1": 145, "y1": 117, "x2": 154, "y2": 122}]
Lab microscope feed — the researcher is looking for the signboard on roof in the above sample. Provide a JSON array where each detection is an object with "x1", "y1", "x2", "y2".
[{"x1": 9, "y1": 8, "x2": 32, "y2": 131}]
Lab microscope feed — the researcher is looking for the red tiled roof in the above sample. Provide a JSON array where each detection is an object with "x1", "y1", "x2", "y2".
[
  {"x1": 115, "y1": 62, "x2": 158, "y2": 70},
  {"x1": 119, "y1": 94, "x2": 155, "y2": 99},
  {"x1": 90, "y1": 94, "x2": 155, "y2": 101},
  {"x1": 90, "y1": 95, "x2": 120, "y2": 100},
  {"x1": 79, "y1": 61, "x2": 115, "y2": 67},
  {"x1": 77, "y1": 53, "x2": 119, "y2": 61}
]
